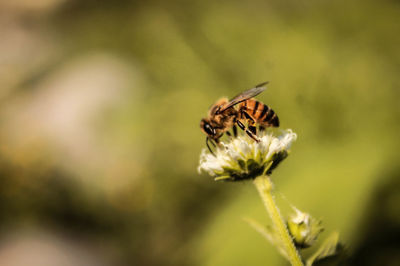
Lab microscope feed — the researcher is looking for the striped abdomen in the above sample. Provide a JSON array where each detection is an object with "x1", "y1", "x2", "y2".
[{"x1": 239, "y1": 99, "x2": 279, "y2": 127}]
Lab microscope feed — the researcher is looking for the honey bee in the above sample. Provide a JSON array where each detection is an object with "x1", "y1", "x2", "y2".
[{"x1": 200, "y1": 82, "x2": 279, "y2": 154}]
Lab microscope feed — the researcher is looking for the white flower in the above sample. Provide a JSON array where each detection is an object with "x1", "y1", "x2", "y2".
[{"x1": 197, "y1": 129, "x2": 297, "y2": 181}]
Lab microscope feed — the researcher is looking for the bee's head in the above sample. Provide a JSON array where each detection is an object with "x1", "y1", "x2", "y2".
[{"x1": 200, "y1": 118, "x2": 216, "y2": 137}]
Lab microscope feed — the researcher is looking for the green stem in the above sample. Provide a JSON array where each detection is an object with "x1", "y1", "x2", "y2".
[{"x1": 253, "y1": 175, "x2": 303, "y2": 266}]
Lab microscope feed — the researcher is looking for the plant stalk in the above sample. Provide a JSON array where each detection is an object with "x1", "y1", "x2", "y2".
[{"x1": 253, "y1": 175, "x2": 303, "y2": 266}]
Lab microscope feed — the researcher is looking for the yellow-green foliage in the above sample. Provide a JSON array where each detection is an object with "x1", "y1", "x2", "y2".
[{"x1": 0, "y1": 0, "x2": 399, "y2": 265}]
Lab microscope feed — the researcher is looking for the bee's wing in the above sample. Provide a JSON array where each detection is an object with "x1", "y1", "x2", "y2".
[{"x1": 218, "y1": 81, "x2": 268, "y2": 113}]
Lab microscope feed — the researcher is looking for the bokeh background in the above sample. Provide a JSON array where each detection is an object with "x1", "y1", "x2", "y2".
[{"x1": 0, "y1": 0, "x2": 399, "y2": 265}]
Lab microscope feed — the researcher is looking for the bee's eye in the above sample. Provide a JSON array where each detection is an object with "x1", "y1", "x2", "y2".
[{"x1": 204, "y1": 124, "x2": 215, "y2": 135}]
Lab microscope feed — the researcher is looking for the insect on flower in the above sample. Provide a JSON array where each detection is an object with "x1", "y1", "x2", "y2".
[{"x1": 200, "y1": 82, "x2": 280, "y2": 154}]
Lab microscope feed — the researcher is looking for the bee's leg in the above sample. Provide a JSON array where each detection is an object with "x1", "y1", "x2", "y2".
[
  {"x1": 206, "y1": 137, "x2": 215, "y2": 155},
  {"x1": 248, "y1": 120, "x2": 257, "y2": 135},
  {"x1": 241, "y1": 110, "x2": 257, "y2": 135},
  {"x1": 248, "y1": 119, "x2": 257, "y2": 135},
  {"x1": 232, "y1": 125, "x2": 238, "y2": 137},
  {"x1": 240, "y1": 110, "x2": 259, "y2": 139},
  {"x1": 225, "y1": 131, "x2": 232, "y2": 137},
  {"x1": 249, "y1": 126, "x2": 257, "y2": 135},
  {"x1": 259, "y1": 125, "x2": 265, "y2": 132},
  {"x1": 236, "y1": 120, "x2": 246, "y2": 131},
  {"x1": 236, "y1": 120, "x2": 260, "y2": 142}
]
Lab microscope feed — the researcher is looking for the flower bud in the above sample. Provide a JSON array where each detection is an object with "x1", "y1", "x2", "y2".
[{"x1": 287, "y1": 207, "x2": 324, "y2": 248}]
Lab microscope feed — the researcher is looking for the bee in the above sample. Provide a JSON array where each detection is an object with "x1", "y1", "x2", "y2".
[{"x1": 200, "y1": 82, "x2": 279, "y2": 154}]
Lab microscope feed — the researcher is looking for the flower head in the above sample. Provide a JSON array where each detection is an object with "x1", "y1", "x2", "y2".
[{"x1": 197, "y1": 129, "x2": 297, "y2": 181}]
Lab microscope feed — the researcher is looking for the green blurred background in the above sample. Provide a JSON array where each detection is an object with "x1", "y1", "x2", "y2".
[{"x1": 0, "y1": 0, "x2": 399, "y2": 265}]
